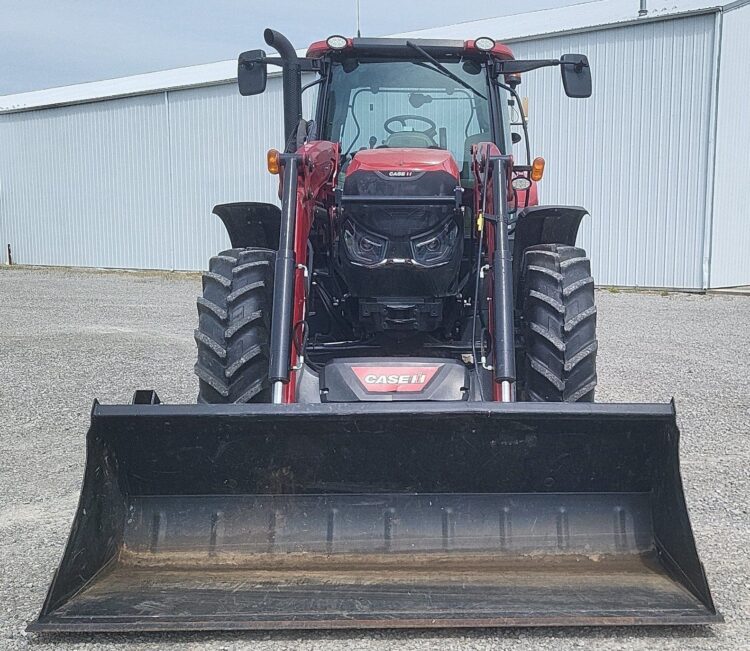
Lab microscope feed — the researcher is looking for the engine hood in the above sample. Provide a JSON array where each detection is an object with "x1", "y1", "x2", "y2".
[
  {"x1": 346, "y1": 148, "x2": 460, "y2": 180},
  {"x1": 336, "y1": 147, "x2": 464, "y2": 303}
]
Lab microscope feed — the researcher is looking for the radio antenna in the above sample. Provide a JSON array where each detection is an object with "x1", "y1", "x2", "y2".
[{"x1": 356, "y1": 0, "x2": 361, "y2": 37}]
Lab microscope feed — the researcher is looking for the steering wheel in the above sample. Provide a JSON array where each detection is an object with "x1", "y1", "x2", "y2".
[{"x1": 383, "y1": 115, "x2": 438, "y2": 140}]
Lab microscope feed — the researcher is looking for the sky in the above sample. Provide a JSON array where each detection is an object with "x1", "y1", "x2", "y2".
[{"x1": 0, "y1": 0, "x2": 590, "y2": 96}]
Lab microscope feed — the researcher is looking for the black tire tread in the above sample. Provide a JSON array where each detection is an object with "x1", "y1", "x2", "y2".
[
  {"x1": 194, "y1": 247, "x2": 275, "y2": 403},
  {"x1": 521, "y1": 243, "x2": 598, "y2": 402}
]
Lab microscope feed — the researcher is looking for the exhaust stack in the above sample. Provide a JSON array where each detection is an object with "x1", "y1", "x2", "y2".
[{"x1": 264, "y1": 29, "x2": 302, "y2": 146}]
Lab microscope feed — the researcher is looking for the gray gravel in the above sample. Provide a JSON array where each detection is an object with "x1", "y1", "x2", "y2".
[{"x1": 0, "y1": 266, "x2": 748, "y2": 650}]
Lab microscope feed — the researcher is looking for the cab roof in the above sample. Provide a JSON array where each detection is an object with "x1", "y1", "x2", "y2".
[{"x1": 306, "y1": 37, "x2": 514, "y2": 60}]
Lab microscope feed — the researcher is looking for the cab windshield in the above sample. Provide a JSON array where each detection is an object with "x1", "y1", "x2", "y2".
[{"x1": 322, "y1": 58, "x2": 494, "y2": 177}]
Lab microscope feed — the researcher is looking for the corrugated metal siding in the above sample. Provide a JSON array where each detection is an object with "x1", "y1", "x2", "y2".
[
  {"x1": 166, "y1": 83, "x2": 282, "y2": 270},
  {"x1": 0, "y1": 16, "x2": 719, "y2": 287},
  {"x1": 510, "y1": 14, "x2": 716, "y2": 288},
  {"x1": 0, "y1": 94, "x2": 172, "y2": 268},
  {"x1": 708, "y1": 3, "x2": 750, "y2": 287},
  {"x1": 0, "y1": 77, "x2": 293, "y2": 270}
]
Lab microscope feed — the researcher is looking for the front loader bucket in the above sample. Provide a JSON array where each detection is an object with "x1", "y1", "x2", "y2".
[{"x1": 30, "y1": 400, "x2": 720, "y2": 632}]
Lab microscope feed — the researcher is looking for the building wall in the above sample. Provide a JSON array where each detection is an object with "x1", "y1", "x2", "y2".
[
  {"x1": 509, "y1": 13, "x2": 717, "y2": 288},
  {"x1": 709, "y1": 2, "x2": 750, "y2": 288},
  {"x1": 0, "y1": 80, "x2": 290, "y2": 269},
  {"x1": 0, "y1": 14, "x2": 720, "y2": 288},
  {"x1": 0, "y1": 94, "x2": 173, "y2": 268}
]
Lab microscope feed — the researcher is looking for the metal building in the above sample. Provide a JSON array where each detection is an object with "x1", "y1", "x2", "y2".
[{"x1": 1, "y1": 0, "x2": 748, "y2": 288}]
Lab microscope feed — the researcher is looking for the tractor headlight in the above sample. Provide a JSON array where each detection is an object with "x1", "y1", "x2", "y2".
[
  {"x1": 343, "y1": 222, "x2": 387, "y2": 266},
  {"x1": 326, "y1": 35, "x2": 349, "y2": 50},
  {"x1": 411, "y1": 220, "x2": 459, "y2": 267},
  {"x1": 474, "y1": 37, "x2": 496, "y2": 52}
]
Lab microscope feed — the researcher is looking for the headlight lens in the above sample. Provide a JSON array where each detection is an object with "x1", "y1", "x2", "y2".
[
  {"x1": 326, "y1": 35, "x2": 348, "y2": 50},
  {"x1": 411, "y1": 220, "x2": 459, "y2": 266},
  {"x1": 343, "y1": 222, "x2": 387, "y2": 266},
  {"x1": 474, "y1": 37, "x2": 496, "y2": 52}
]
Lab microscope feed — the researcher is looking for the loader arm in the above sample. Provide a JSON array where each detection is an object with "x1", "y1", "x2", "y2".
[
  {"x1": 471, "y1": 142, "x2": 516, "y2": 400},
  {"x1": 270, "y1": 140, "x2": 338, "y2": 403}
]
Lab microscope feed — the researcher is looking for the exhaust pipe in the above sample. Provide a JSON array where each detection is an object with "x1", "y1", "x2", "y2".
[{"x1": 264, "y1": 29, "x2": 302, "y2": 147}]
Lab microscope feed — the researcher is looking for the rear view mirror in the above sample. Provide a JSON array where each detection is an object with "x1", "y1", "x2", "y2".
[
  {"x1": 238, "y1": 49, "x2": 268, "y2": 96},
  {"x1": 560, "y1": 54, "x2": 592, "y2": 98}
]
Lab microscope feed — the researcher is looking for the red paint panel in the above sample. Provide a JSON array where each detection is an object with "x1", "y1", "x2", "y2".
[
  {"x1": 347, "y1": 149, "x2": 460, "y2": 178},
  {"x1": 352, "y1": 365, "x2": 442, "y2": 393},
  {"x1": 512, "y1": 180, "x2": 539, "y2": 210},
  {"x1": 306, "y1": 39, "x2": 352, "y2": 58},
  {"x1": 463, "y1": 40, "x2": 514, "y2": 60},
  {"x1": 306, "y1": 39, "x2": 514, "y2": 60},
  {"x1": 283, "y1": 140, "x2": 340, "y2": 404}
]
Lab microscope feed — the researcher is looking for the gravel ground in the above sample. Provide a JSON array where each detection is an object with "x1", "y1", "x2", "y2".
[{"x1": 0, "y1": 266, "x2": 748, "y2": 651}]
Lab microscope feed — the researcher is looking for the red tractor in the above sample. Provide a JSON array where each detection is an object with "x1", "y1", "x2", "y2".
[
  {"x1": 197, "y1": 31, "x2": 596, "y2": 407},
  {"x1": 31, "y1": 29, "x2": 719, "y2": 633}
]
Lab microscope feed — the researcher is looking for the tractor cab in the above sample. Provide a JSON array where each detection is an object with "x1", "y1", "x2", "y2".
[
  {"x1": 310, "y1": 39, "x2": 517, "y2": 322},
  {"x1": 230, "y1": 32, "x2": 593, "y2": 349},
  {"x1": 310, "y1": 38, "x2": 510, "y2": 189}
]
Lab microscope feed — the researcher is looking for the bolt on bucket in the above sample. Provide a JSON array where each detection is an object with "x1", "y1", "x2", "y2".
[{"x1": 29, "y1": 399, "x2": 720, "y2": 632}]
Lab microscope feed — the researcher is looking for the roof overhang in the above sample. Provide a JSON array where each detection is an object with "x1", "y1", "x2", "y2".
[
  {"x1": 389, "y1": 0, "x2": 730, "y2": 43},
  {"x1": 0, "y1": 0, "x2": 738, "y2": 115}
]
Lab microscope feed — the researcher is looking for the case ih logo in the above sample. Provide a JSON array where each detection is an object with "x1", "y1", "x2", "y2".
[
  {"x1": 352, "y1": 365, "x2": 441, "y2": 392},
  {"x1": 386, "y1": 170, "x2": 413, "y2": 177}
]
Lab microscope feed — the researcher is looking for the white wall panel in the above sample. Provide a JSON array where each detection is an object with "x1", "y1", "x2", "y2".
[
  {"x1": 709, "y1": 3, "x2": 750, "y2": 287},
  {"x1": 0, "y1": 75, "x2": 317, "y2": 271},
  {"x1": 0, "y1": 94, "x2": 171, "y2": 268},
  {"x1": 164, "y1": 82, "x2": 284, "y2": 270},
  {"x1": 509, "y1": 14, "x2": 716, "y2": 288},
  {"x1": 0, "y1": 15, "x2": 721, "y2": 287}
]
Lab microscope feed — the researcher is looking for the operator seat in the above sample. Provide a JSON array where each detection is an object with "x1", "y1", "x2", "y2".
[{"x1": 383, "y1": 130, "x2": 436, "y2": 148}]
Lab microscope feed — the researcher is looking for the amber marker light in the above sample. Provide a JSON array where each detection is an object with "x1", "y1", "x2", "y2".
[
  {"x1": 267, "y1": 149, "x2": 281, "y2": 174},
  {"x1": 530, "y1": 157, "x2": 545, "y2": 182}
]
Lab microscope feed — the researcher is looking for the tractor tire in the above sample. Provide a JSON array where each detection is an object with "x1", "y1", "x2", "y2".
[
  {"x1": 520, "y1": 244, "x2": 597, "y2": 402},
  {"x1": 194, "y1": 247, "x2": 275, "y2": 404}
]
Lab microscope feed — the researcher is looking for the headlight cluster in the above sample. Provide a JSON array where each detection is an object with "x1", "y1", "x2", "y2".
[
  {"x1": 411, "y1": 221, "x2": 459, "y2": 267},
  {"x1": 343, "y1": 222, "x2": 387, "y2": 266},
  {"x1": 343, "y1": 220, "x2": 460, "y2": 268}
]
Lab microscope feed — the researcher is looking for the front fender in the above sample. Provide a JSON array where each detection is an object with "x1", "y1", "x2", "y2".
[
  {"x1": 212, "y1": 202, "x2": 281, "y2": 249},
  {"x1": 512, "y1": 205, "x2": 589, "y2": 303}
]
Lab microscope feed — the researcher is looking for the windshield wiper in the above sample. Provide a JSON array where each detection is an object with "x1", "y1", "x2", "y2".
[{"x1": 406, "y1": 40, "x2": 486, "y2": 100}]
